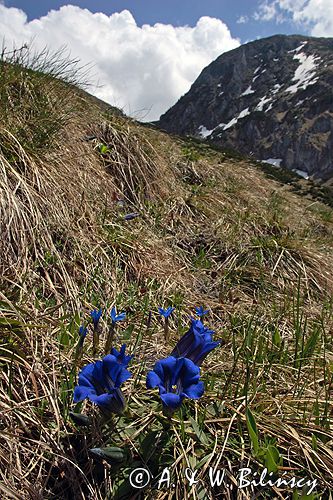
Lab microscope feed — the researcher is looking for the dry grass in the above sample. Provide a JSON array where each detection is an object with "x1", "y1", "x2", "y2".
[{"x1": 1, "y1": 52, "x2": 333, "y2": 499}]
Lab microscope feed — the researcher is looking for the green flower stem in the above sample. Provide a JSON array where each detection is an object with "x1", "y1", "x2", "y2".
[
  {"x1": 164, "y1": 317, "x2": 169, "y2": 341},
  {"x1": 93, "y1": 325, "x2": 99, "y2": 356},
  {"x1": 105, "y1": 323, "x2": 115, "y2": 355}
]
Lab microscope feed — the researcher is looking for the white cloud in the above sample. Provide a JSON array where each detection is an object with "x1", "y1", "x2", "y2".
[
  {"x1": 253, "y1": 1, "x2": 285, "y2": 23},
  {"x1": 237, "y1": 15, "x2": 249, "y2": 24},
  {"x1": 0, "y1": 4, "x2": 240, "y2": 121},
  {"x1": 254, "y1": 0, "x2": 333, "y2": 36}
]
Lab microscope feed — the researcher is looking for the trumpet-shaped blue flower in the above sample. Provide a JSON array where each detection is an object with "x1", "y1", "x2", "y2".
[
  {"x1": 73, "y1": 354, "x2": 131, "y2": 415},
  {"x1": 111, "y1": 344, "x2": 133, "y2": 367},
  {"x1": 90, "y1": 308, "x2": 103, "y2": 328},
  {"x1": 110, "y1": 307, "x2": 126, "y2": 324},
  {"x1": 158, "y1": 306, "x2": 175, "y2": 319},
  {"x1": 79, "y1": 325, "x2": 88, "y2": 338},
  {"x1": 146, "y1": 356, "x2": 204, "y2": 413},
  {"x1": 171, "y1": 319, "x2": 220, "y2": 366},
  {"x1": 195, "y1": 306, "x2": 209, "y2": 317}
]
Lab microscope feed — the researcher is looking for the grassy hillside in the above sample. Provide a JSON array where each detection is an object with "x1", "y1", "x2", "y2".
[{"x1": 1, "y1": 49, "x2": 333, "y2": 499}]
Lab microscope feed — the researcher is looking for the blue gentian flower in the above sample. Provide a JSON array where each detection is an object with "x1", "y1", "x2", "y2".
[
  {"x1": 79, "y1": 325, "x2": 88, "y2": 338},
  {"x1": 111, "y1": 344, "x2": 133, "y2": 367},
  {"x1": 171, "y1": 319, "x2": 220, "y2": 366},
  {"x1": 195, "y1": 306, "x2": 209, "y2": 317},
  {"x1": 158, "y1": 306, "x2": 175, "y2": 319},
  {"x1": 90, "y1": 308, "x2": 103, "y2": 328},
  {"x1": 146, "y1": 356, "x2": 204, "y2": 414},
  {"x1": 110, "y1": 307, "x2": 126, "y2": 324},
  {"x1": 73, "y1": 354, "x2": 131, "y2": 415}
]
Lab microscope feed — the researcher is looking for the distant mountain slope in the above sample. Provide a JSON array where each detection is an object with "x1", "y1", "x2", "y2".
[{"x1": 158, "y1": 34, "x2": 333, "y2": 181}]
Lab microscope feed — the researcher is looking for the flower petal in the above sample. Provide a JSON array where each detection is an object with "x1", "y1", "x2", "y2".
[
  {"x1": 73, "y1": 385, "x2": 96, "y2": 403},
  {"x1": 179, "y1": 358, "x2": 201, "y2": 388},
  {"x1": 193, "y1": 341, "x2": 221, "y2": 366},
  {"x1": 111, "y1": 344, "x2": 133, "y2": 367},
  {"x1": 103, "y1": 354, "x2": 131, "y2": 387},
  {"x1": 160, "y1": 392, "x2": 183, "y2": 409},
  {"x1": 78, "y1": 362, "x2": 99, "y2": 388},
  {"x1": 89, "y1": 389, "x2": 125, "y2": 414},
  {"x1": 152, "y1": 356, "x2": 178, "y2": 386},
  {"x1": 182, "y1": 380, "x2": 205, "y2": 400},
  {"x1": 90, "y1": 308, "x2": 103, "y2": 326},
  {"x1": 110, "y1": 307, "x2": 117, "y2": 322},
  {"x1": 146, "y1": 370, "x2": 162, "y2": 389},
  {"x1": 158, "y1": 306, "x2": 174, "y2": 318}
]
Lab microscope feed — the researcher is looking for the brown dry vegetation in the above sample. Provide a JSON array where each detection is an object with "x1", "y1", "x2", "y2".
[{"x1": 1, "y1": 51, "x2": 333, "y2": 499}]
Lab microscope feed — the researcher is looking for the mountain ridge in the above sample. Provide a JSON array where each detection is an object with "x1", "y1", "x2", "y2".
[{"x1": 158, "y1": 34, "x2": 333, "y2": 181}]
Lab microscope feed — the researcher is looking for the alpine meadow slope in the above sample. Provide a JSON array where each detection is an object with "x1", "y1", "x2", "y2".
[{"x1": 1, "y1": 47, "x2": 333, "y2": 499}]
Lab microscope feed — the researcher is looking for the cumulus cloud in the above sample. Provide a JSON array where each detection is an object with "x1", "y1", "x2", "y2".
[
  {"x1": 254, "y1": 0, "x2": 333, "y2": 36},
  {"x1": 0, "y1": 4, "x2": 239, "y2": 121}
]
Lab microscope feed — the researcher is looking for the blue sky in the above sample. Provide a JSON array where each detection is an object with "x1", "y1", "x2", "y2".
[
  {"x1": 0, "y1": 1, "x2": 332, "y2": 120},
  {"x1": 5, "y1": 0, "x2": 298, "y2": 43}
]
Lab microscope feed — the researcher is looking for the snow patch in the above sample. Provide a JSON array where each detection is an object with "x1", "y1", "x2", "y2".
[
  {"x1": 286, "y1": 52, "x2": 320, "y2": 94},
  {"x1": 198, "y1": 125, "x2": 214, "y2": 138},
  {"x1": 293, "y1": 169, "x2": 309, "y2": 179},
  {"x1": 262, "y1": 158, "x2": 283, "y2": 167},
  {"x1": 256, "y1": 95, "x2": 272, "y2": 112},
  {"x1": 288, "y1": 41, "x2": 308, "y2": 54},
  {"x1": 253, "y1": 68, "x2": 266, "y2": 82},
  {"x1": 223, "y1": 108, "x2": 250, "y2": 130},
  {"x1": 272, "y1": 84, "x2": 281, "y2": 94},
  {"x1": 241, "y1": 85, "x2": 255, "y2": 96}
]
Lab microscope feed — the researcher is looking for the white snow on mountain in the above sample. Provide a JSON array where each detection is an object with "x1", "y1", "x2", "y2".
[
  {"x1": 198, "y1": 125, "x2": 214, "y2": 138},
  {"x1": 223, "y1": 107, "x2": 250, "y2": 130},
  {"x1": 293, "y1": 169, "x2": 309, "y2": 179},
  {"x1": 256, "y1": 95, "x2": 272, "y2": 111},
  {"x1": 288, "y1": 42, "x2": 308, "y2": 54},
  {"x1": 262, "y1": 158, "x2": 283, "y2": 167},
  {"x1": 272, "y1": 84, "x2": 281, "y2": 94},
  {"x1": 241, "y1": 85, "x2": 255, "y2": 96},
  {"x1": 286, "y1": 51, "x2": 320, "y2": 94}
]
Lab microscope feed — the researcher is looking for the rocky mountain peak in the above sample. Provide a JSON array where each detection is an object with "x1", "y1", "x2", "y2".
[{"x1": 158, "y1": 34, "x2": 333, "y2": 180}]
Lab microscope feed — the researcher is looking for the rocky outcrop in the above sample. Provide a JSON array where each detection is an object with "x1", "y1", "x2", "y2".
[{"x1": 158, "y1": 35, "x2": 333, "y2": 180}]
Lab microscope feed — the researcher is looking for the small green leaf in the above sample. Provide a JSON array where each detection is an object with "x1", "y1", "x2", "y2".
[
  {"x1": 99, "y1": 143, "x2": 109, "y2": 154},
  {"x1": 189, "y1": 416, "x2": 210, "y2": 446},
  {"x1": 246, "y1": 408, "x2": 259, "y2": 455},
  {"x1": 311, "y1": 433, "x2": 318, "y2": 451},
  {"x1": 264, "y1": 445, "x2": 280, "y2": 473},
  {"x1": 140, "y1": 430, "x2": 160, "y2": 460},
  {"x1": 272, "y1": 329, "x2": 282, "y2": 347}
]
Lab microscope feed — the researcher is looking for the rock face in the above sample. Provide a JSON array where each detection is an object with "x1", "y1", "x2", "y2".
[{"x1": 158, "y1": 35, "x2": 333, "y2": 180}]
